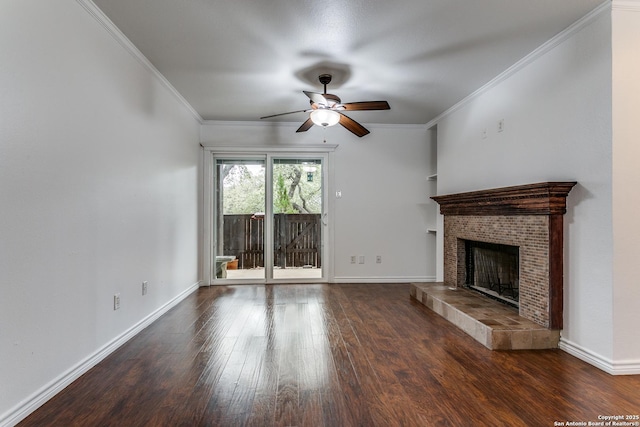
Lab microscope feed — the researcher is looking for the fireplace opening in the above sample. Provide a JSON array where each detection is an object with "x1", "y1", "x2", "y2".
[{"x1": 465, "y1": 240, "x2": 520, "y2": 308}]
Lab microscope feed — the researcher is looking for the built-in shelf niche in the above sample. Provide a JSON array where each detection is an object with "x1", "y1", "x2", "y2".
[{"x1": 426, "y1": 175, "x2": 437, "y2": 233}]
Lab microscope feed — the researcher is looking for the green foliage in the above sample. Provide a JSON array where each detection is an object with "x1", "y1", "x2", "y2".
[
  {"x1": 274, "y1": 173, "x2": 294, "y2": 213},
  {"x1": 220, "y1": 163, "x2": 322, "y2": 215},
  {"x1": 222, "y1": 165, "x2": 265, "y2": 214},
  {"x1": 274, "y1": 164, "x2": 322, "y2": 214}
]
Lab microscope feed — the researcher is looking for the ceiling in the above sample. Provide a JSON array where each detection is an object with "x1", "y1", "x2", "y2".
[{"x1": 92, "y1": 0, "x2": 605, "y2": 126}]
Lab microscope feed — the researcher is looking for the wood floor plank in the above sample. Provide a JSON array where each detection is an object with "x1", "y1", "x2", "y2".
[
  {"x1": 339, "y1": 287, "x2": 460, "y2": 425},
  {"x1": 329, "y1": 284, "x2": 434, "y2": 426},
  {"x1": 273, "y1": 302, "x2": 301, "y2": 426},
  {"x1": 245, "y1": 295, "x2": 284, "y2": 427},
  {"x1": 19, "y1": 283, "x2": 640, "y2": 427}
]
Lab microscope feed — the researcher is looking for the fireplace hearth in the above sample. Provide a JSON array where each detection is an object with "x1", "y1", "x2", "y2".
[{"x1": 410, "y1": 182, "x2": 576, "y2": 350}]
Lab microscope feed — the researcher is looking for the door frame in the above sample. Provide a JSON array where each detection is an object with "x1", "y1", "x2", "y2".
[{"x1": 202, "y1": 145, "x2": 336, "y2": 286}]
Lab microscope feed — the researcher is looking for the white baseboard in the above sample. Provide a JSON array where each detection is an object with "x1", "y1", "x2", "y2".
[
  {"x1": 609, "y1": 359, "x2": 640, "y2": 375},
  {"x1": 559, "y1": 337, "x2": 640, "y2": 375},
  {"x1": 332, "y1": 276, "x2": 436, "y2": 283},
  {"x1": 1, "y1": 282, "x2": 200, "y2": 427}
]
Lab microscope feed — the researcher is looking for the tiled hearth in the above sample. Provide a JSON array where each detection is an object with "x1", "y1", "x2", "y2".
[
  {"x1": 412, "y1": 182, "x2": 575, "y2": 350},
  {"x1": 410, "y1": 282, "x2": 560, "y2": 349}
]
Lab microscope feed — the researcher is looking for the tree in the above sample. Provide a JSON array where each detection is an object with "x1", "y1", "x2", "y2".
[
  {"x1": 221, "y1": 165, "x2": 265, "y2": 214},
  {"x1": 276, "y1": 164, "x2": 321, "y2": 214},
  {"x1": 220, "y1": 163, "x2": 322, "y2": 214},
  {"x1": 274, "y1": 173, "x2": 294, "y2": 213}
]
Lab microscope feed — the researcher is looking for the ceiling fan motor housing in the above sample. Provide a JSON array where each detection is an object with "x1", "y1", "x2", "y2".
[{"x1": 318, "y1": 74, "x2": 332, "y2": 85}]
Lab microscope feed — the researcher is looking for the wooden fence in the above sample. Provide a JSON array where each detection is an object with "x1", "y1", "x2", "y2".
[{"x1": 222, "y1": 214, "x2": 321, "y2": 269}]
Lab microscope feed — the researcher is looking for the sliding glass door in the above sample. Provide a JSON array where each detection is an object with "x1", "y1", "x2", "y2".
[
  {"x1": 212, "y1": 154, "x2": 326, "y2": 283},
  {"x1": 214, "y1": 158, "x2": 266, "y2": 280},
  {"x1": 272, "y1": 158, "x2": 323, "y2": 280}
]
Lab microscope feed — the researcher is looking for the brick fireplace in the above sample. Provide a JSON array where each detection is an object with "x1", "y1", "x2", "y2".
[{"x1": 410, "y1": 182, "x2": 576, "y2": 349}]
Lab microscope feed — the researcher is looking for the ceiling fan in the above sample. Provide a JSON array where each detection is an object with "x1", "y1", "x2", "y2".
[{"x1": 260, "y1": 74, "x2": 390, "y2": 137}]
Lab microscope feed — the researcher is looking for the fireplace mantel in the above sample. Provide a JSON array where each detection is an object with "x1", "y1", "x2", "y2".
[
  {"x1": 431, "y1": 182, "x2": 576, "y2": 216},
  {"x1": 432, "y1": 181, "x2": 576, "y2": 330}
]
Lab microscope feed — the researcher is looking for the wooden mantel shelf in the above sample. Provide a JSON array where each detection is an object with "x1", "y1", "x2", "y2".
[{"x1": 431, "y1": 182, "x2": 576, "y2": 216}]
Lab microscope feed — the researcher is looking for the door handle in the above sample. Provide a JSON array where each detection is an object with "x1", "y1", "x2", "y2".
[{"x1": 322, "y1": 212, "x2": 328, "y2": 226}]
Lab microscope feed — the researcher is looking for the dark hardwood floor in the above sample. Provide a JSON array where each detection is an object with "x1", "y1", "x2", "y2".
[{"x1": 20, "y1": 284, "x2": 640, "y2": 426}]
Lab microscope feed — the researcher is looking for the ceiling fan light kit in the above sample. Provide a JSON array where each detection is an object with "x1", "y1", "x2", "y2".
[
  {"x1": 260, "y1": 74, "x2": 390, "y2": 137},
  {"x1": 310, "y1": 109, "x2": 340, "y2": 127}
]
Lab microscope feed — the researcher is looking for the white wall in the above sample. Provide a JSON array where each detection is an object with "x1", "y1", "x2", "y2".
[
  {"x1": 611, "y1": 1, "x2": 640, "y2": 370},
  {"x1": 436, "y1": 9, "x2": 624, "y2": 369},
  {"x1": 201, "y1": 121, "x2": 435, "y2": 282},
  {"x1": 0, "y1": 1, "x2": 201, "y2": 423}
]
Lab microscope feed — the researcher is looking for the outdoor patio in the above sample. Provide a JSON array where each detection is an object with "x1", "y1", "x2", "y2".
[{"x1": 224, "y1": 267, "x2": 322, "y2": 280}]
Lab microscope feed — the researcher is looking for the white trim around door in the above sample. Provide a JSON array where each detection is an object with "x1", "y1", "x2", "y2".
[{"x1": 202, "y1": 145, "x2": 336, "y2": 286}]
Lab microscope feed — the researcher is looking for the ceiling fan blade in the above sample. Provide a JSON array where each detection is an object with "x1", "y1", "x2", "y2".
[
  {"x1": 338, "y1": 113, "x2": 370, "y2": 137},
  {"x1": 296, "y1": 118, "x2": 314, "y2": 133},
  {"x1": 260, "y1": 109, "x2": 309, "y2": 119},
  {"x1": 303, "y1": 91, "x2": 328, "y2": 106},
  {"x1": 342, "y1": 101, "x2": 390, "y2": 111}
]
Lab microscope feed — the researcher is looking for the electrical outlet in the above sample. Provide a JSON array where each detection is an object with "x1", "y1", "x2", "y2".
[
  {"x1": 350, "y1": 255, "x2": 356, "y2": 264},
  {"x1": 142, "y1": 281, "x2": 148, "y2": 296},
  {"x1": 114, "y1": 293, "x2": 121, "y2": 310},
  {"x1": 376, "y1": 255, "x2": 382, "y2": 264},
  {"x1": 358, "y1": 255, "x2": 365, "y2": 264}
]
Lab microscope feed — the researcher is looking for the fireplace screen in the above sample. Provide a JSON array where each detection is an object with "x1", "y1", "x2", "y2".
[{"x1": 465, "y1": 240, "x2": 519, "y2": 306}]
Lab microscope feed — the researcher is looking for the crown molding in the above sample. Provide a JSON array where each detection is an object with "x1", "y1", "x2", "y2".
[
  {"x1": 201, "y1": 144, "x2": 338, "y2": 153},
  {"x1": 76, "y1": 0, "x2": 203, "y2": 124},
  {"x1": 201, "y1": 120, "x2": 302, "y2": 128},
  {"x1": 613, "y1": 0, "x2": 640, "y2": 11},
  {"x1": 425, "y1": 1, "x2": 611, "y2": 129},
  {"x1": 201, "y1": 119, "x2": 429, "y2": 131}
]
